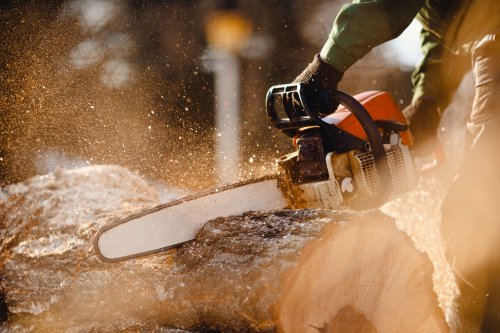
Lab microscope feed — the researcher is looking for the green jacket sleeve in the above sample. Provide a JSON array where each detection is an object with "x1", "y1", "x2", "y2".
[
  {"x1": 320, "y1": 0, "x2": 425, "y2": 71},
  {"x1": 412, "y1": 29, "x2": 468, "y2": 109}
]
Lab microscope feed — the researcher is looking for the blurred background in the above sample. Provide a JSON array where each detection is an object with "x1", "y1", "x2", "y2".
[{"x1": 0, "y1": 0, "x2": 463, "y2": 191}]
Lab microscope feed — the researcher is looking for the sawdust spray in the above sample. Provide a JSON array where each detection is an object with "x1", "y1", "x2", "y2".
[{"x1": 0, "y1": 1, "x2": 217, "y2": 191}]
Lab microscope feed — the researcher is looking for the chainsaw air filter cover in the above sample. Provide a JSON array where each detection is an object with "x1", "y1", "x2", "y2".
[{"x1": 322, "y1": 91, "x2": 413, "y2": 147}]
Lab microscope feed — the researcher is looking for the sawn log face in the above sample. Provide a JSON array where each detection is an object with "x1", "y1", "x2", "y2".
[{"x1": 0, "y1": 165, "x2": 448, "y2": 332}]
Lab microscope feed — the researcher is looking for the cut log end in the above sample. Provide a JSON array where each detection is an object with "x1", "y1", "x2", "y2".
[{"x1": 277, "y1": 215, "x2": 448, "y2": 333}]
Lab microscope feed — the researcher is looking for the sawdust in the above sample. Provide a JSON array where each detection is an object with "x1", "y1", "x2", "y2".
[
  {"x1": 382, "y1": 174, "x2": 456, "y2": 314},
  {"x1": 0, "y1": 2, "x2": 217, "y2": 191},
  {"x1": 0, "y1": 165, "x2": 161, "y2": 320}
]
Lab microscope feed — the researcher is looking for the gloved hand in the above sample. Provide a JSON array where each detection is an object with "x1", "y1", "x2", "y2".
[
  {"x1": 402, "y1": 95, "x2": 442, "y2": 157},
  {"x1": 293, "y1": 54, "x2": 344, "y2": 117}
]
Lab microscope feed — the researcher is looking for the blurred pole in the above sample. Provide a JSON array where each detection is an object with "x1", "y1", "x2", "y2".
[
  {"x1": 201, "y1": 48, "x2": 240, "y2": 185},
  {"x1": 202, "y1": 10, "x2": 252, "y2": 185}
]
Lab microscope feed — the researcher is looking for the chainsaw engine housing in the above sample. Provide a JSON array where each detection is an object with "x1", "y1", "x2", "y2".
[{"x1": 270, "y1": 89, "x2": 415, "y2": 210}]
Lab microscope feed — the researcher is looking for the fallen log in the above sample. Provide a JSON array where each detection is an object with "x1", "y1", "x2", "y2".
[{"x1": 0, "y1": 165, "x2": 448, "y2": 332}]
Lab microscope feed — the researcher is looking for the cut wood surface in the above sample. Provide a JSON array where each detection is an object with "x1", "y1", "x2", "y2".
[{"x1": 0, "y1": 165, "x2": 448, "y2": 332}]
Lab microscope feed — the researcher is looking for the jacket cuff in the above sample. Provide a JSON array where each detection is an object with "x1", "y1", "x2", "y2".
[
  {"x1": 412, "y1": 85, "x2": 426, "y2": 105},
  {"x1": 411, "y1": 73, "x2": 439, "y2": 106},
  {"x1": 320, "y1": 37, "x2": 358, "y2": 72}
]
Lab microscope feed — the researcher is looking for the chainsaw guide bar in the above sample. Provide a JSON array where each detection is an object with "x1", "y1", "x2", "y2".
[{"x1": 93, "y1": 176, "x2": 289, "y2": 262}]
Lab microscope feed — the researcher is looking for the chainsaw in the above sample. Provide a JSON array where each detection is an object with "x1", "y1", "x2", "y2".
[{"x1": 93, "y1": 83, "x2": 416, "y2": 262}]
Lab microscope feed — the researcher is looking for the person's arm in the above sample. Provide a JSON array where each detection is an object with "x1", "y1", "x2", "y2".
[
  {"x1": 403, "y1": 29, "x2": 469, "y2": 156},
  {"x1": 320, "y1": 0, "x2": 425, "y2": 72},
  {"x1": 412, "y1": 29, "x2": 468, "y2": 110},
  {"x1": 293, "y1": 0, "x2": 425, "y2": 116}
]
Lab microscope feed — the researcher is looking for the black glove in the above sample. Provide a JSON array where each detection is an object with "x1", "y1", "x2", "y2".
[
  {"x1": 293, "y1": 54, "x2": 344, "y2": 117},
  {"x1": 403, "y1": 95, "x2": 442, "y2": 157}
]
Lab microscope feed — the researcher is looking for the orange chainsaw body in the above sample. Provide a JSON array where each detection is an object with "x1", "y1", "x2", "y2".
[{"x1": 323, "y1": 91, "x2": 413, "y2": 147}]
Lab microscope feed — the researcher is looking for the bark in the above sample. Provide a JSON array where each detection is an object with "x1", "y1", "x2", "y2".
[{"x1": 0, "y1": 165, "x2": 447, "y2": 332}]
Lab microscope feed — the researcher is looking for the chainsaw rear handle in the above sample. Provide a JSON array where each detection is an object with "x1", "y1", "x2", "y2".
[
  {"x1": 266, "y1": 83, "x2": 392, "y2": 209},
  {"x1": 415, "y1": 142, "x2": 447, "y2": 176}
]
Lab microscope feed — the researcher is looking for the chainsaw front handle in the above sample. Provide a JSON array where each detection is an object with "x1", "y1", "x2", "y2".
[{"x1": 265, "y1": 83, "x2": 316, "y2": 137}]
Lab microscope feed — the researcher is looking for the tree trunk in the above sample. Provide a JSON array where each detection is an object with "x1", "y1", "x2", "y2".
[{"x1": 0, "y1": 165, "x2": 448, "y2": 332}]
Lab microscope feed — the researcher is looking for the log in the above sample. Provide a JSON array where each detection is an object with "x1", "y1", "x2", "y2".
[{"x1": 0, "y1": 165, "x2": 448, "y2": 332}]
